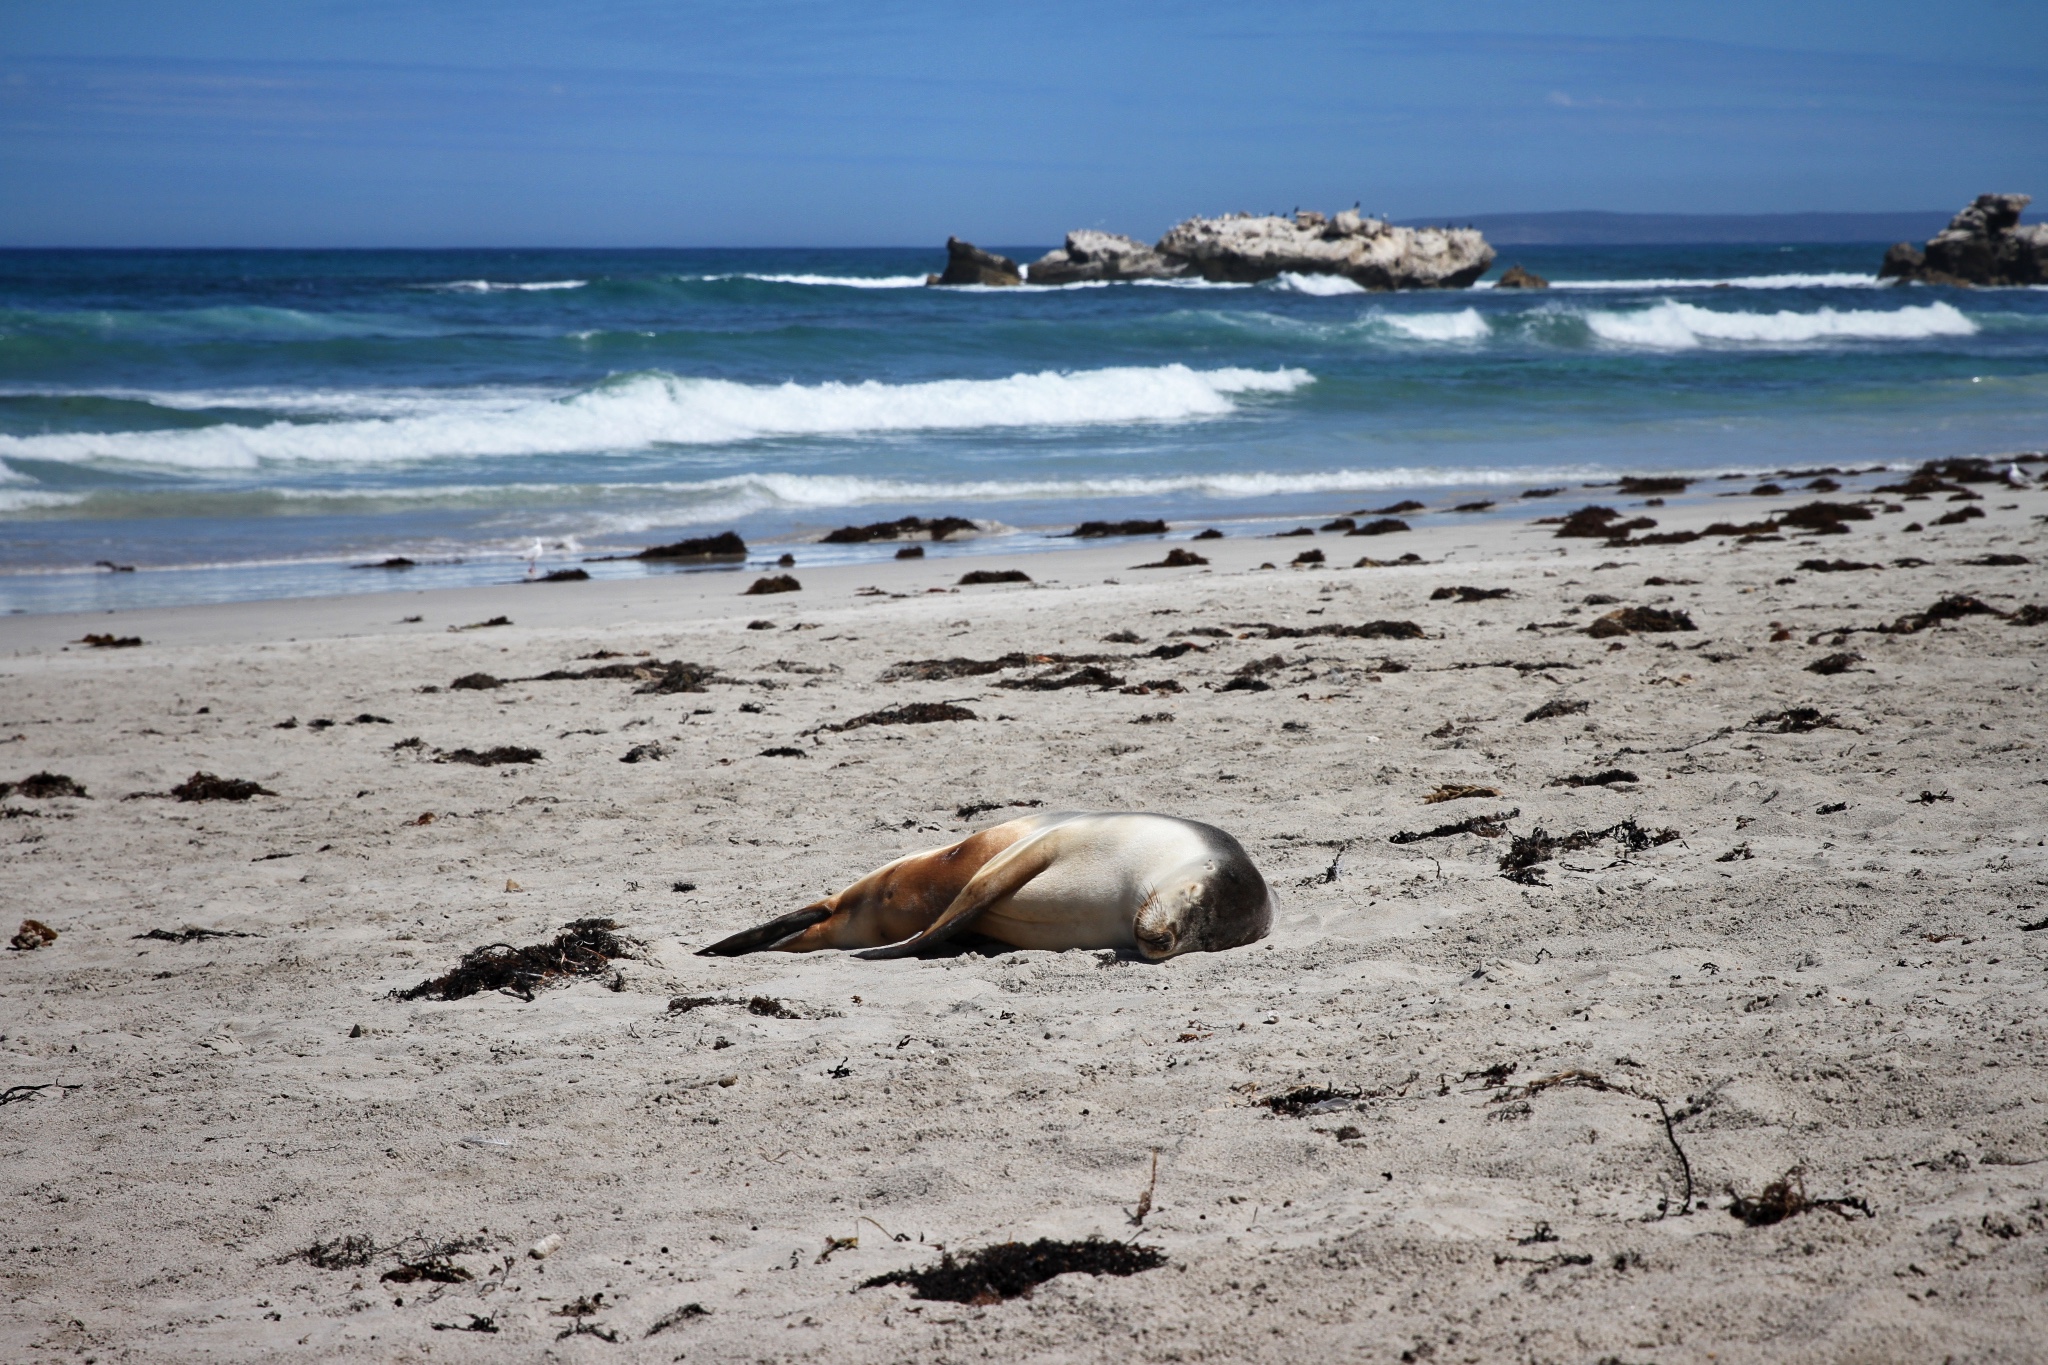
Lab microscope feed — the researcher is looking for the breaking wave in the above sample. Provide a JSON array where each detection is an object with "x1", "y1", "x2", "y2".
[
  {"x1": 1519, "y1": 272, "x2": 1883, "y2": 291},
  {"x1": 0, "y1": 365, "x2": 1314, "y2": 471},
  {"x1": 1273, "y1": 273, "x2": 1368, "y2": 296},
  {"x1": 1584, "y1": 300, "x2": 1977, "y2": 349},
  {"x1": 428, "y1": 279, "x2": 589, "y2": 292},
  {"x1": 709, "y1": 273, "x2": 931, "y2": 289},
  {"x1": 1383, "y1": 308, "x2": 1491, "y2": 342}
]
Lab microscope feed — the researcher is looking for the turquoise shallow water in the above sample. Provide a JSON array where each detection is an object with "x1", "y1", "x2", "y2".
[{"x1": 1, "y1": 244, "x2": 2042, "y2": 613}]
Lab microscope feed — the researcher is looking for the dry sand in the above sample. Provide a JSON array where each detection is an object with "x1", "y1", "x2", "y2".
[{"x1": 2, "y1": 488, "x2": 2046, "y2": 1363}]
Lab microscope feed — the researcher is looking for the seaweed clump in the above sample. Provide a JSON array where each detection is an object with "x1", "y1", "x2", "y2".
[
  {"x1": 1547, "y1": 769, "x2": 1638, "y2": 788},
  {"x1": 1500, "y1": 818, "x2": 1679, "y2": 884},
  {"x1": 397, "y1": 918, "x2": 642, "y2": 1002},
  {"x1": 1423, "y1": 783, "x2": 1500, "y2": 804},
  {"x1": 880, "y1": 653, "x2": 1040, "y2": 682},
  {"x1": 998, "y1": 665, "x2": 1124, "y2": 691},
  {"x1": 1617, "y1": 476, "x2": 1690, "y2": 495},
  {"x1": 1586, "y1": 606, "x2": 1696, "y2": 638},
  {"x1": 1749, "y1": 708, "x2": 1844, "y2": 734},
  {"x1": 1233, "y1": 620, "x2": 1424, "y2": 640},
  {"x1": 1881, "y1": 594, "x2": 2008, "y2": 634},
  {"x1": 1727, "y1": 1169, "x2": 1873, "y2": 1227},
  {"x1": 959, "y1": 569, "x2": 1032, "y2": 585},
  {"x1": 1065, "y1": 519, "x2": 1167, "y2": 538},
  {"x1": 172, "y1": 772, "x2": 275, "y2": 801},
  {"x1": 437, "y1": 746, "x2": 542, "y2": 766},
  {"x1": 632, "y1": 531, "x2": 747, "y2": 561},
  {"x1": 815, "y1": 702, "x2": 978, "y2": 733},
  {"x1": 822, "y1": 516, "x2": 975, "y2": 544},
  {"x1": 632, "y1": 662, "x2": 721, "y2": 694},
  {"x1": 1806, "y1": 651, "x2": 1863, "y2": 675},
  {"x1": 1389, "y1": 808, "x2": 1519, "y2": 844},
  {"x1": 861, "y1": 1237, "x2": 1165, "y2": 1304},
  {"x1": 1262, "y1": 1085, "x2": 1359, "y2": 1116},
  {"x1": 1775, "y1": 500, "x2": 1873, "y2": 532},
  {"x1": 1549, "y1": 506, "x2": 1655, "y2": 539},
  {"x1": 0, "y1": 773, "x2": 87, "y2": 800}
]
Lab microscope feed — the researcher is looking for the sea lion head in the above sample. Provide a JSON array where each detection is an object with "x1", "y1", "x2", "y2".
[{"x1": 1132, "y1": 847, "x2": 1272, "y2": 959}]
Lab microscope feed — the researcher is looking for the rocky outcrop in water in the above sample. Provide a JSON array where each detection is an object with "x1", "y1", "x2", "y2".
[
  {"x1": 928, "y1": 238, "x2": 1022, "y2": 287},
  {"x1": 1878, "y1": 194, "x2": 2047, "y2": 286},
  {"x1": 944, "y1": 210, "x2": 1493, "y2": 291},
  {"x1": 1149, "y1": 209, "x2": 1493, "y2": 289},
  {"x1": 1023, "y1": 230, "x2": 1185, "y2": 284},
  {"x1": 1495, "y1": 264, "x2": 1549, "y2": 289}
]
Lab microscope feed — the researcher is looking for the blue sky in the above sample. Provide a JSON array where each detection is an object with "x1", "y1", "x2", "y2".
[{"x1": 3, "y1": 0, "x2": 2045, "y2": 246}]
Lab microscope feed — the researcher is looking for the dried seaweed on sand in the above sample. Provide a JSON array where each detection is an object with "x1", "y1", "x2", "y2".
[
  {"x1": 1500, "y1": 818, "x2": 1679, "y2": 884},
  {"x1": 437, "y1": 746, "x2": 542, "y2": 766},
  {"x1": 813, "y1": 702, "x2": 978, "y2": 733},
  {"x1": 1547, "y1": 769, "x2": 1638, "y2": 788},
  {"x1": 397, "y1": 918, "x2": 643, "y2": 1002},
  {"x1": 0, "y1": 772, "x2": 87, "y2": 800},
  {"x1": 861, "y1": 1237, "x2": 1164, "y2": 1304},
  {"x1": 1586, "y1": 606, "x2": 1696, "y2": 638},
  {"x1": 1726, "y1": 1169, "x2": 1873, "y2": 1226},
  {"x1": 171, "y1": 772, "x2": 275, "y2": 801},
  {"x1": 1390, "y1": 808, "x2": 1520, "y2": 845}
]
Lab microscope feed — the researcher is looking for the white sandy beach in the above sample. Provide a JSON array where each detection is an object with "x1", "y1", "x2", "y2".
[{"x1": 2, "y1": 483, "x2": 2046, "y2": 1363}]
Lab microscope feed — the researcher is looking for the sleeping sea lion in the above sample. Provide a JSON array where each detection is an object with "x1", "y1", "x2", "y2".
[{"x1": 696, "y1": 811, "x2": 1271, "y2": 960}]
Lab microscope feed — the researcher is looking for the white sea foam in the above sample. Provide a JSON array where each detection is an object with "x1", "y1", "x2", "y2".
[
  {"x1": 1584, "y1": 300, "x2": 1977, "y2": 349},
  {"x1": 713, "y1": 273, "x2": 932, "y2": 289},
  {"x1": 120, "y1": 464, "x2": 1598, "y2": 534},
  {"x1": 1272, "y1": 272, "x2": 1368, "y2": 296},
  {"x1": 429, "y1": 279, "x2": 589, "y2": 292},
  {"x1": 1383, "y1": 308, "x2": 1491, "y2": 342},
  {"x1": 0, "y1": 488, "x2": 91, "y2": 513},
  {"x1": 1130, "y1": 277, "x2": 1252, "y2": 289},
  {"x1": 0, "y1": 384, "x2": 559, "y2": 420},
  {"x1": 0, "y1": 365, "x2": 1315, "y2": 471},
  {"x1": 1501, "y1": 272, "x2": 1883, "y2": 292},
  {"x1": 701, "y1": 271, "x2": 1254, "y2": 291}
]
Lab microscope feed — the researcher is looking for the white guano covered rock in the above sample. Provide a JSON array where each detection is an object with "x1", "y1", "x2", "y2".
[
  {"x1": 1024, "y1": 230, "x2": 1186, "y2": 285},
  {"x1": 1154, "y1": 209, "x2": 1494, "y2": 289}
]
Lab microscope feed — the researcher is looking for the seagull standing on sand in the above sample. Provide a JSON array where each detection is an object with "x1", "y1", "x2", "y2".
[{"x1": 523, "y1": 538, "x2": 544, "y2": 578}]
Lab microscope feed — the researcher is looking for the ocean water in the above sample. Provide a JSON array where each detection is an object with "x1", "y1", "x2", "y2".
[{"x1": 1, "y1": 244, "x2": 2043, "y2": 614}]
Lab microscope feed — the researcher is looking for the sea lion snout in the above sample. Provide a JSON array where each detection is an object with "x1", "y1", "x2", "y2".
[{"x1": 1136, "y1": 855, "x2": 1272, "y2": 959}]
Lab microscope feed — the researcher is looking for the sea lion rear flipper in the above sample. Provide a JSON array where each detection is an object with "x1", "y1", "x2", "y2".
[
  {"x1": 852, "y1": 836, "x2": 1057, "y2": 960},
  {"x1": 695, "y1": 905, "x2": 833, "y2": 957}
]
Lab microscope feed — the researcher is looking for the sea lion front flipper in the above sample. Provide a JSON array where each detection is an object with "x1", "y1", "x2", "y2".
[
  {"x1": 852, "y1": 835, "x2": 1058, "y2": 960},
  {"x1": 695, "y1": 905, "x2": 833, "y2": 957}
]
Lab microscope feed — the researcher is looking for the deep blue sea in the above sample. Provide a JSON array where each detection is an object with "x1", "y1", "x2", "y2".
[{"x1": 2, "y1": 244, "x2": 2043, "y2": 614}]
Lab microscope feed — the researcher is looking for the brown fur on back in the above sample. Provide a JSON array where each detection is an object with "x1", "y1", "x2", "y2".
[{"x1": 777, "y1": 819, "x2": 1034, "y2": 950}]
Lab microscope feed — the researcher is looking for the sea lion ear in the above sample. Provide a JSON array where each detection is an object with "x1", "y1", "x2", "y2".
[{"x1": 695, "y1": 905, "x2": 832, "y2": 956}]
